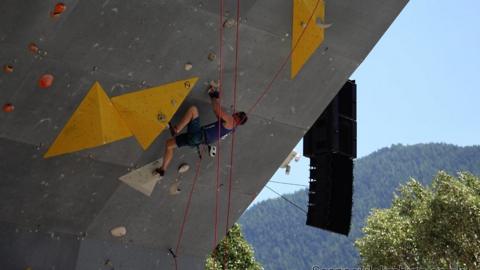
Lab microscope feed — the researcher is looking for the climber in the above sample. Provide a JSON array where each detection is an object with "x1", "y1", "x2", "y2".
[{"x1": 154, "y1": 86, "x2": 248, "y2": 176}]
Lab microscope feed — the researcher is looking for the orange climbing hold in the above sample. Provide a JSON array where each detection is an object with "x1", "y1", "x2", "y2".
[
  {"x1": 28, "y1": 43, "x2": 39, "y2": 54},
  {"x1": 51, "y1": 3, "x2": 66, "y2": 17},
  {"x1": 3, "y1": 103, "x2": 14, "y2": 113},
  {"x1": 3, "y1": 65, "x2": 13, "y2": 73},
  {"x1": 39, "y1": 74, "x2": 54, "y2": 88}
]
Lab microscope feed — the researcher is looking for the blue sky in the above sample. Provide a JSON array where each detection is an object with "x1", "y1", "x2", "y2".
[{"x1": 251, "y1": 0, "x2": 480, "y2": 205}]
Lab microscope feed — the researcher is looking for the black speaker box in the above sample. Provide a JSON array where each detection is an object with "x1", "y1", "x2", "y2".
[
  {"x1": 306, "y1": 153, "x2": 353, "y2": 235},
  {"x1": 303, "y1": 80, "x2": 357, "y2": 159}
]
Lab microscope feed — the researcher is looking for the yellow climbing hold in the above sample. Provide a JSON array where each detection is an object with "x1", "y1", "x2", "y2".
[
  {"x1": 111, "y1": 77, "x2": 198, "y2": 150},
  {"x1": 291, "y1": 0, "x2": 326, "y2": 79},
  {"x1": 44, "y1": 82, "x2": 132, "y2": 158}
]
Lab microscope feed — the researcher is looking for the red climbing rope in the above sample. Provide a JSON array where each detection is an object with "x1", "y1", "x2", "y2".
[
  {"x1": 223, "y1": 0, "x2": 241, "y2": 268},
  {"x1": 226, "y1": 0, "x2": 241, "y2": 239},
  {"x1": 247, "y1": 0, "x2": 322, "y2": 115},
  {"x1": 213, "y1": 0, "x2": 225, "y2": 253},
  {"x1": 173, "y1": 156, "x2": 203, "y2": 270}
]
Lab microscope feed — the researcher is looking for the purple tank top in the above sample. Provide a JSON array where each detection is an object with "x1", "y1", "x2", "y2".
[{"x1": 203, "y1": 120, "x2": 233, "y2": 145}]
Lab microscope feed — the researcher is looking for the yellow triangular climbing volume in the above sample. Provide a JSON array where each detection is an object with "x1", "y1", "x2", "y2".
[
  {"x1": 111, "y1": 77, "x2": 198, "y2": 150},
  {"x1": 291, "y1": 0, "x2": 326, "y2": 79},
  {"x1": 44, "y1": 82, "x2": 133, "y2": 158}
]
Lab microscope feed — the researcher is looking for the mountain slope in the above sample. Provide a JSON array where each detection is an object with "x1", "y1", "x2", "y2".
[{"x1": 239, "y1": 143, "x2": 480, "y2": 269}]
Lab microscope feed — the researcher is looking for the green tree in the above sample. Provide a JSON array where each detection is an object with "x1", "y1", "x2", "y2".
[
  {"x1": 206, "y1": 223, "x2": 263, "y2": 270},
  {"x1": 355, "y1": 172, "x2": 480, "y2": 269}
]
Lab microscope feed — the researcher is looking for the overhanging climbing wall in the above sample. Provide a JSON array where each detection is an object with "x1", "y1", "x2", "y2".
[{"x1": 0, "y1": 0, "x2": 408, "y2": 269}]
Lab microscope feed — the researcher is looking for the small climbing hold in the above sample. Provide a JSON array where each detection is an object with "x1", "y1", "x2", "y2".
[
  {"x1": 184, "y1": 62, "x2": 193, "y2": 71},
  {"x1": 184, "y1": 81, "x2": 191, "y2": 89},
  {"x1": 177, "y1": 163, "x2": 190, "y2": 174},
  {"x1": 3, "y1": 64, "x2": 13, "y2": 73},
  {"x1": 24, "y1": 267, "x2": 32, "y2": 270},
  {"x1": 28, "y1": 43, "x2": 39, "y2": 54},
  {"x1": 51, "y1": 3, "x2": 66, "y2": 17},
  {"x1": 316, "y1": 17, "x2": 332, "y2": 29},
  {"x1": 207, "y1": 52, "x2": 216, "y2": 61},
  {"x1": 223, "y1": 18, "x2": 236, "y2": 28},
  {"x1": 169, "y1": 182, "x2": 181, "y2": 195},
  {"x1": 3, "y1": 103, "x2": 14, "y2": 113},
  {"x1": 38, "y1": 74, "x2": 54, "y2": 88},
  {"x1": 35, "y1": 143, "x2": 44, "y2": 151},
  {"x1": 110, "y1": 226, "x2": 127, "y2": 237},
  {"x1": 157, "y1": 112, "x2": 166, "y2": 122},
  {"x1": 104, "y1": 259, "x2": 113, "y2": 267},
  {"x1": 38, "y1": 50, "x2": 48, "y2": 56}
]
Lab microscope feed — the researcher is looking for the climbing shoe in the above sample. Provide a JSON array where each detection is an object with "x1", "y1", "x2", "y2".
[{"x1": 153, "y1": 168, "x2": 165, "y2": 177}]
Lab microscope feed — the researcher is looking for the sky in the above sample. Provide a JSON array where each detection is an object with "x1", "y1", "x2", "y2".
[{"x1": 250, "y1": 0, "x2": 480, "y2": 206}]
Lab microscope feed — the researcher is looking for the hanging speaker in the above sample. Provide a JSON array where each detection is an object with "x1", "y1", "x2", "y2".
[
  {"x1": 306, "y1": 154, "x2": 353, "y2": 235},
  {"x1": 304, "y1": 80, "x2": 357, "y2": 158},
  {"x1": 303, "y1": 80, "x2": 357, "y2": 236}
]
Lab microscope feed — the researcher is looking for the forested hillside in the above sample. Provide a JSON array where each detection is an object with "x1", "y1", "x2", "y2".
[{"x1": 239, "y1": 143, "x2": 480, "y2": 269}]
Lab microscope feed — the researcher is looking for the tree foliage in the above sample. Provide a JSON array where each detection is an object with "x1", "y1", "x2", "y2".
[
  {"x1": 205, "y1": 223, "x2": 263, "y2": 270},
  {"x1": 356, "y1": 172, "x2": 480, "y2": 269},
  {"x1": 240, "y1": 144, "x2": 480, "y2": 269}
]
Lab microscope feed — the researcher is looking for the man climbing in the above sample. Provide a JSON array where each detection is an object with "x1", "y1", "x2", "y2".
[{"x1": 155, "y1": 86, "x2": 248, "y2": 176}]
